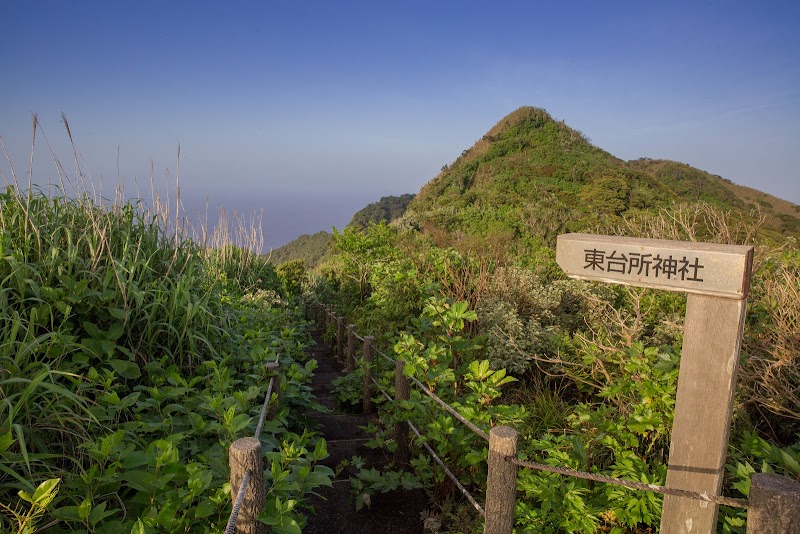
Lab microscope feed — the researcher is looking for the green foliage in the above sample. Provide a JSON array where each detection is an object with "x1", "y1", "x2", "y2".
[
  {"x1": 346, "y1": 456, "x2": 423, "y2": 512},
  {"x1": 276, "y1": 259, "x2": 307, "y2": 297},
  {"x1": 304, "y1": 106, "x2": 800, "y2": 532},
  {"x1": 348, "y1": 194, "x2": 415, "y2": 230},
  {"x1": 0, "y1": 187, "x2": 328, "y2": 532},
  {"x1": 269, "y1": 231, "x2": 333, "y2": 269},
  {"x1": 407, "y1": 107, "x2": 799, "y2": 247},
  {"x1": 0, "y1": 478, "x2": 61, "y2": 534},
  {"x1": 514, "y1": 344, "x2": 677, "y2": 533},
  {"x1": 330, "y1": 370, "x2": 364, "y2": 412},
  {"x1": 384, "y1": 298, "x2": 523, "y2": 494}
]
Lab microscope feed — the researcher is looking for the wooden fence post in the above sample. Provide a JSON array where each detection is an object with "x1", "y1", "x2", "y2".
[
  {"x1": 362, "y1": 336, "x2": 374, "y2": 414},
  {"x1": 346, "y1": 324, "x2": 356, "y2": 373},
  {"x1": 229, "y1": 437, "x2": 266, "y2": 534},
  {"x1": 394, "y1": 358, "x2": 410, "y2": 466},
  {"x1": 336, "y1": 316, "x2": 345, "y2": 364},
  {"x1": 484, "y1": 426, "x2": 518, "y2": 534},
  {"x1": 746, "y1": 473, "x2": 800, "y2": 533},
  {"x1": 265, "y1": 361, "x2": 280, "y2": 419}
]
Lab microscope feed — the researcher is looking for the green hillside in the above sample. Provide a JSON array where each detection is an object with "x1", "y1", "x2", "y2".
[
  {"x1": 270, "y1": 195, "x2": 415, "y2": 267},
  {"x1": 406, "y1": 106, "x2": 799, "y2": 244},
  {"x1": 348, "y1": 194, "x2": 415, "y2": 229},
  {"x1": 306, "y1": 106, "x2": 799, "y2": 533},
  {"x1": 268, "y1": 231, "x2": 332, "y2": 267}
]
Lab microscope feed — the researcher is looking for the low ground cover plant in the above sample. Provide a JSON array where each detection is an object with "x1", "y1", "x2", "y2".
[
  {"x1": 311, "y1": 214, "x2": 800, "y2": 533},
  {"x1": 0, "y1": 186, "x2": 331, "y2": 533}
]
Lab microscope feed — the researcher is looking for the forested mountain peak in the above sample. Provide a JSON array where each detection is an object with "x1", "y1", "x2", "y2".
[{"x1": 406, "y1": 107, "x2": 800, "y2": 242}]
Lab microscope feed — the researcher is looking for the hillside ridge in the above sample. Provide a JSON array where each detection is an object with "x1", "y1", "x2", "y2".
[{"x1": 406, "y1": 106, "x2": 799, "y2": 241}]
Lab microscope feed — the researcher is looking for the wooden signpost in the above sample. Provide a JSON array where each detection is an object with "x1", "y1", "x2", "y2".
[{"x1": 556, "y1": 233, "x2": 754, "y2": 534}]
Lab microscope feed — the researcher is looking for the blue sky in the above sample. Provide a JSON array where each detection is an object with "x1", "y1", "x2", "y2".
[{"x1": 1, "y1": 1, "x2": 798, "y2": 247}]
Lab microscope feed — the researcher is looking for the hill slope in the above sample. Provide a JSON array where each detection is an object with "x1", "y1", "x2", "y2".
[
  {"x1": 268, "y1": 231, "x2": 332, "y2": 267},
  {"x1": 406, "y1": 106, "x2": 799, "y2": 244},
  {"x1": 269, "y1": 195, "x2": 415, "y2": 267},
  {"x1": 348, "y1": 194, "x2": 415, "y2": 229}
]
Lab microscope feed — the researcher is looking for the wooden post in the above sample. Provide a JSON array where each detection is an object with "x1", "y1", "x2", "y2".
[
  {"x1": 346, "y1": 324, "x2": 356, "y2": 373},
  {"x1": 362, "y1": 336, "x2": 374, "y2": 414},
  {"x1": 394, "y1": 358, "x2": 410, "y2": 466},
  {"x1": 336, "y1": 316, "x2": 345, "y2": 364},
  {"x1": 661, "y1": 294, "x2": 747, "y2": 533},
  {"x1": 746, "y1": 473, "x2": 800, "y2": 534},
  {"x1": 229, "y1": 437, "x2": 266, "y2": 534},
  {"x1": 484, "y1": 426, "x2": 518, "y2": 534},
  {"x1": 556, "y1": 234, "x2": 754, "y2": 533},
  {"x1": 265, "y1": 361, "x2": 280, "y2": 419}
]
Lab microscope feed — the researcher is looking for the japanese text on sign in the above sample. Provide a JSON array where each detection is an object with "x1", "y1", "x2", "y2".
[
  {"x1": 556, "y1": 233, "x2": 754, "y2": 299},
  {"x1": 583, "y1": 249, "x2": 705, "y2": 282}
]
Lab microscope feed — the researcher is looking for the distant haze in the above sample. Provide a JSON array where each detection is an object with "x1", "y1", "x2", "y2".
[{"x1": 1, "y1": 1, "x2": 798, "y2": 248}]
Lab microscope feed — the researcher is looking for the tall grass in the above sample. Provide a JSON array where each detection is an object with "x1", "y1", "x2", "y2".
[{"x1": 0, "y1": 117, "x2": 285, "y2": 530}]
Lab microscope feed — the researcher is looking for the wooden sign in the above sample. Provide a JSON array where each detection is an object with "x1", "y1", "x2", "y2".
[
  {"x1": 556, "y1": 233, "x2": 753, "y2": 299},
  {"x1": 556, "y1": 233, "x2": 754, "y2": 534}
]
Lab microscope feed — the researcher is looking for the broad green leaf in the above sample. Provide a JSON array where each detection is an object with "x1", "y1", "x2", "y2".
[
  {"x1": 123, "y1": 470, "x2": 158, "y2": 492},
  {"x1": 109, "y1": 359, "x2": 141, "y2": 379},
  {"x1": 194, "y1": 498, "x2": 216, "y2": 518},
  {"x1": 0, "y1": 432, "x2": 15, "y2": 454},
  {"x1": 31, "y1": 478, "x2": 60, "y2": 505},
  {"x1": 131, "y1": 519, "x2": 146, "y2": 534}
]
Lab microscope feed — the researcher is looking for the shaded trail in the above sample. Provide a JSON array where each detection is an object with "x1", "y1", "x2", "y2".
[{"x1": 304, "y1": 330, "x2": 426, "y2": 534}]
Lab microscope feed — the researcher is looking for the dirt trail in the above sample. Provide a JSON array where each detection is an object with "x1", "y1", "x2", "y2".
[{"x1": 303, "y1": 330, "x2": 426, "y2": 534}]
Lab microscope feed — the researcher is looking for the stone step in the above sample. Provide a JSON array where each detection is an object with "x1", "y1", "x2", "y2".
[{"x1": 304, "y1": 332, "x2": 426, "y2": 534}]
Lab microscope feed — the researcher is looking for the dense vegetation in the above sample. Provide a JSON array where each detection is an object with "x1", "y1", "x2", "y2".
[
  {"x1": 268, "y1": 231, "x2": 332, "y2": 269},
  {"x1": 305, "y1": 108, "x2": 800, "y2": 533},
  {"x1": 348, "y1": 194, "x2": 415, "y2": 230},
  {"x1": 408, "y1": 107, "x2": 800, "y2": 247},
  {"x1": 3, "y1": 106, "x2": 797, "y2": 533},
  {"x1": 269, "y1": 195, "x2": 415, "y2": 269},
  {"x1": 0, "y1": 186, "x2": 331, "y2": 533}
]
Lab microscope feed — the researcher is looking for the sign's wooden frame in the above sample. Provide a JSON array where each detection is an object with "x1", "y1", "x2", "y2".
[{"x1": 557, "y1": 233, "x2": 754, "y2": 534}]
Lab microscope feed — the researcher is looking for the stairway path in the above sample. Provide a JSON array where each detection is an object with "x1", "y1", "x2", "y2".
[{"x1": 303, "y1": 330, "x2": 426, "y2": 534}]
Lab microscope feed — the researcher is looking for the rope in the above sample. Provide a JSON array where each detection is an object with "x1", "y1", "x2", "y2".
[
  {"x1": 408, "y1": 376, "x2": 490, "y2": 442},
  {"x1": 343, "y1": 323, "x2": 488, "y2": 442},
  {"x1": 506, "y1": 457, "x2": 749, "y2": 509},
  {"x1": 376, "y1": 349, "x2": 396, "y2": 365},
  {"x1": 354, "y1": 332, "x2": 365, "y2": 342},
  {"x1": 407, "y1": 420, "x2": 485, "y2": 517},
  {"x1": 369, "y1": 375, "x2": 388, "y2": 398},
  {"x1": 226, "y1": 356, "x2": 280, "y2": 530},
  {"x1": 253, "y1": 376, "x2": 275, "y2": 441},
  {"x1": 224, "y1": 469, "x2": 252, "y2": 534},
  {"x1": 254, "y1": 356, "x2": 280, "y2": 440},
  {"x1": 366, "y1": 377, "x2": 486, "y2": 516}
]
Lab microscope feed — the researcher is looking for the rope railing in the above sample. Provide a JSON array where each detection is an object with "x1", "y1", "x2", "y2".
[
  {"x1": 310, "y1": 301, "x2": 800, "y2": 534},
  {"x1": 375, "y1": 348, "x2": 396, "y2": 365},
  {"x1": 224, "y1": 469, "x2": 252, "y2": 534},
  {"x1": 367, "y1": 371, "x2": 485, "y2": 517},
  {"x1": 507, "y1": 456, "x2": 750, "y2": 509},
  {"x1": 408, "y1": 376, "x2": 490, "y2": 442},
  {"x1": 318, "y1": 301, "x2": 489, "y2": 443},
  {"x1": 321, "y1": 304, "x2": 489, "y2": 442},
  {"x1": 254, "y1": 374, "x2": 276, "y2": 441},
  {"x1": 408, "y1": 420, "x2": 485, "y2": 516},
  {"x1": 315, "y1": 302, "x2": 495, "y2": 517},
  {"x1": 369, "y1": 375, "x2": 387, "y2": 397},
  {"x1": 225, "y1": 356, "x2": 281, "y2": 533}
]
